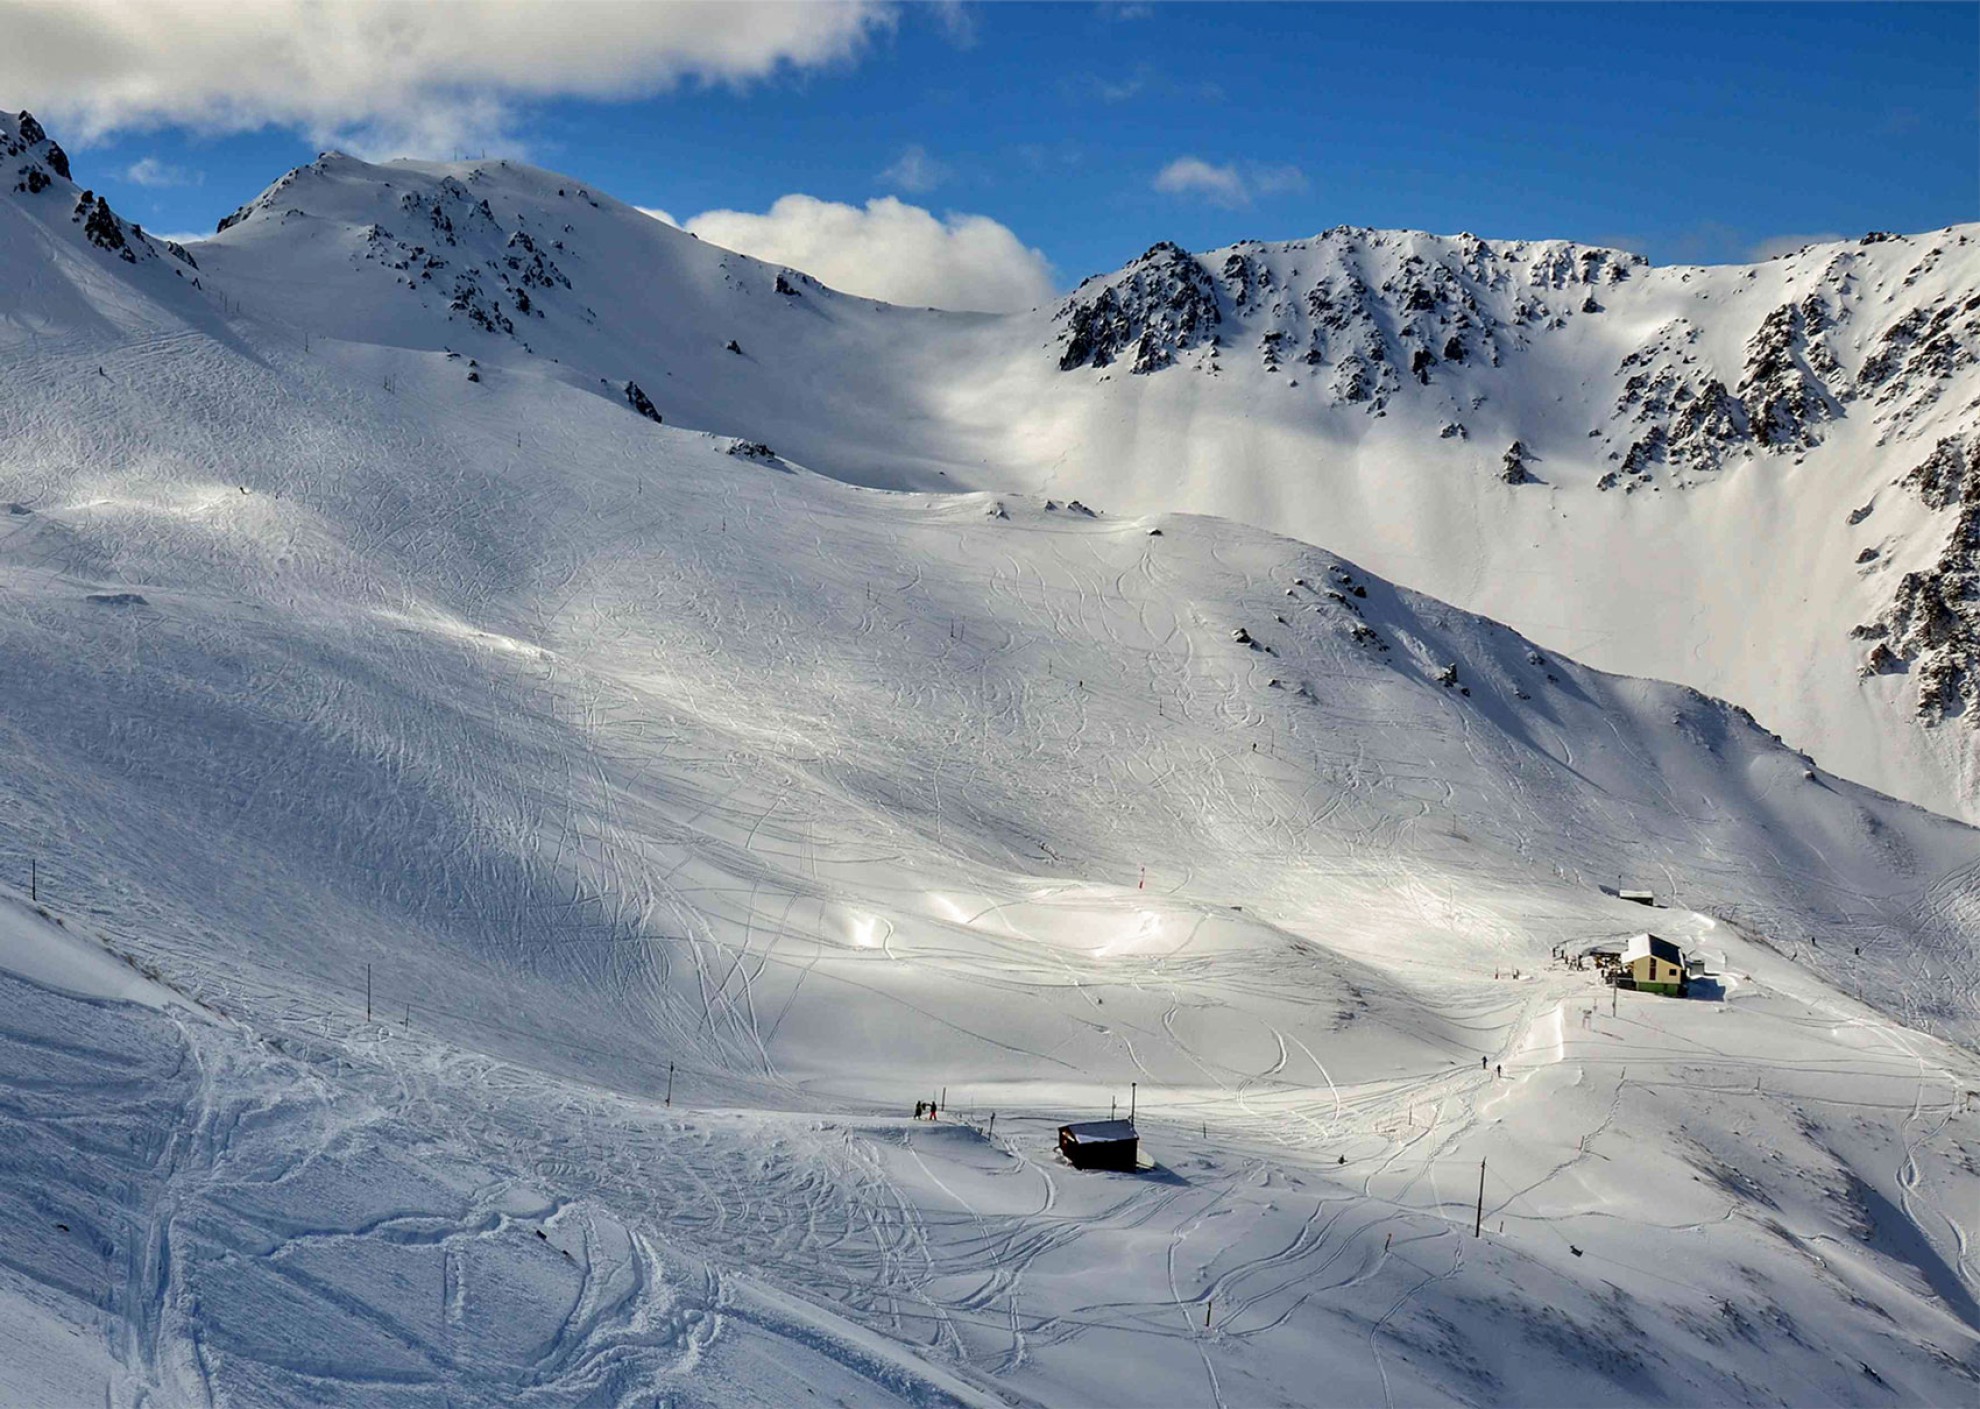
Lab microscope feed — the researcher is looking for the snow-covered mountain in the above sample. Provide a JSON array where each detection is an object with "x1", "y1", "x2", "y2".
[
  {"x1": 147, "y1": 135, "x2": 1980, "y2": 821},
  {"x1": 2, "y1": 110, "x2": 1978, "y2": 1406}
]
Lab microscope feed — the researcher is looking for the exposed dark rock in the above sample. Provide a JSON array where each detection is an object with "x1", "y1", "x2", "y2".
[
  {"x1": 1900, "y1": 434, "x2": 1977, "y2": 511},
  {"x1": 1738, "y1": 300, "x2": 1840, "y2": 450},
  {"x1": 1500, "y1": 440, "x2": 1533, "y2": 485},
  {"x1": 74, "y1": 192, "x2": 136, "y2": 261},
  {"x1": 1856, "y1": 433, "x2": 1980, "y2": 722},
  {"x1": 624, "y1": 381, "x2": 662, "y2": 423},
  {"x1": 1057, "y1": 242, "x2": 1221, "y2": 373}
]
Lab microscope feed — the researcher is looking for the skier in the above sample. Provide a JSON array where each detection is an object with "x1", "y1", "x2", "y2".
[{"x1": 1495, "y1": 1064, "x2": 1502, "y2": 1079}]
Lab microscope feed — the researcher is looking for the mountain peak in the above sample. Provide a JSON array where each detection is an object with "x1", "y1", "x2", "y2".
[{"x1": 4, "y1": 109, "x2": 197, "y2": 273}]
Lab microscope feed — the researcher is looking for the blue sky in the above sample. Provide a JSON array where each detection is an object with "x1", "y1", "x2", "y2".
[{"x1": 13, "y1": 2, "x2": 1976, "y2": 306}]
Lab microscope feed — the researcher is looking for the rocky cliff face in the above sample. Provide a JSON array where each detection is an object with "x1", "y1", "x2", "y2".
[
  {"x1": 1055, "y1": 227, "x2": 1640, "y2": 414},
  {"x1": 1050, "y1": 226, "x2": 1978, "y2": 492},
  {"x1": 1859, "y1": 435, "x2": 1980, "y2": 725}
]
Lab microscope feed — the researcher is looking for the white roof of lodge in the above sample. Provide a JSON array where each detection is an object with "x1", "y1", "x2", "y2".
[{"x1": 1622, "y1": 933, "x2": 1685, "y2": 965}]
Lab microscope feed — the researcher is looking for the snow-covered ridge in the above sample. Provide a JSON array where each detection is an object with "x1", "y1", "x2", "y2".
[
  {"x1": 9, "y1": 111, "x2": 1980, "y2": 819},
  {"x1": 1050, "y1": 221, "x2": 1977, "y2": 488}
]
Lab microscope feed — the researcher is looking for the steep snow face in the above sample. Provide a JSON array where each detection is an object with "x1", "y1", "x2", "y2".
[
  {"x1": 4, "y1": 115, "x2": 1979, "y2": 1405},
  {"x1": 181, "y1": 145, "x2": 1980, "y2": 817}
]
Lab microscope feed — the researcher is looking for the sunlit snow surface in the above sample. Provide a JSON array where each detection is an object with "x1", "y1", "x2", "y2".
[{"x1": 1, "y1": 138, "x2": 1977, "y2": 1406}]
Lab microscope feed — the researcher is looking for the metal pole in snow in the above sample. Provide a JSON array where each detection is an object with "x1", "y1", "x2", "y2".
[
  {"x1": 1475, "y1": 1157, "x2": 1486, "y2": 1237},
  {"x1": 666, "y1": 1062, "x2": 674, "y2": 1107},
  {"x1": 1130, "y1": 1082, "x2": 1137, "y2": 1123},
  {"x1": 29, "y1": 858, "x2": 35, "y2": 903},
  {"x1": 365, "y1": 964, "x2": 372, "y2": 1023}
]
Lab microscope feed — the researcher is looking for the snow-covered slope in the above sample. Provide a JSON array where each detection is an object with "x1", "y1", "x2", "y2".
[
  {"x1": 2, "y1": 110, "x2": 1978, "y2": 1405},
  {"x1": 172, "y1": 137, "x2": 1980, "y2": 821}
]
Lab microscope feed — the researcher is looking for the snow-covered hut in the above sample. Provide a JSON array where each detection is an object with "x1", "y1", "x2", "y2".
[
  {"x1": 1620, "y1": 934, "x2": 1688, "y2": 996},
  {"x1": 1058, "y1": 1119, "x2": 1139, "y2": 1171},
  {"x1": 1619, "y1": 889, "x2": 1656, "y2": 907}
]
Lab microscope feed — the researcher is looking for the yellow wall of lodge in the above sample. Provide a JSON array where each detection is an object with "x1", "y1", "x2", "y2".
[{"x1": 1626, "y1": 955, "x2": 1683, "y2": 984}]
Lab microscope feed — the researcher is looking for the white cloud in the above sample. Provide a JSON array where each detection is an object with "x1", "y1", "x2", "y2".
[
  {"x1": 879, "y1": 144, "x2": 948, "y2": 193},
  {"x1": 1153, "y1": 157, "x2": 1245, "y2": 206},
  {"x1": 636, "y1": 207, "x2": 680, "y2": 228},
  {"x1": 0, "y1": 0, "x2": 892, "y2": 157},
  {"x1": 682, "y1": 195, "x2": 1056, "y2": 312},
  {"x1": 1153, "y1": 155, "x2": 1306, "y2": 209},
  {"x1": 123, "y1": 156, "x2": 199, "y2": 187}
]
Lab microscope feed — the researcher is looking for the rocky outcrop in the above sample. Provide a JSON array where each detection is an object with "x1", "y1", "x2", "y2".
[
  {"x1": 1737, "y1": 295, "x2": 1842, "y2": 450},
  {"x1": 5, "y1": 111, "x2": 187, "y2": 276},
  {"x1": 1857, "y1": 435, "x2": 1980, "y2": 725},
  {"x1": 1857, "y1": 289, "x2": 1980, "y2": 437},
  {"x1": 1057, "y1": 241, "x2": 1221, "y2": 373},
  {"x1": 624, "y1": 381, "x2": 662, "y2": 424},
  {"x1": 1500, "y1": 440, "x2": 1532, "y2": 485}
]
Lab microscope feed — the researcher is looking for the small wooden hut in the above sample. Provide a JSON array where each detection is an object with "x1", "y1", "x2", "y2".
[{"x1": 1058, "y1": 1119, "x2": 1139, "y2": 1171}]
